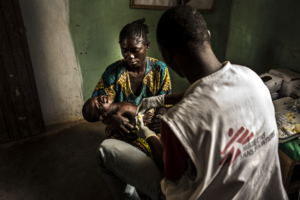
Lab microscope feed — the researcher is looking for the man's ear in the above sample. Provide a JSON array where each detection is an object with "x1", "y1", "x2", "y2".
[{"x1": 145, "y1": 41, "x2": 150, "y2": 50}]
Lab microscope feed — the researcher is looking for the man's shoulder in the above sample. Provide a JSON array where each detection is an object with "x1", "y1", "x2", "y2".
[
  {"x1": 229, "y1": 63, "x2": 267, "y2": 89},
  {"x1": 229, "y1": 63, "x2": 259, "y2": 78}
]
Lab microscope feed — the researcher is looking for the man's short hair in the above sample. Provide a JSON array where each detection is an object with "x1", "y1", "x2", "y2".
[{"x1": 156, "y1": 5, "x2": 210, "y2": 54}]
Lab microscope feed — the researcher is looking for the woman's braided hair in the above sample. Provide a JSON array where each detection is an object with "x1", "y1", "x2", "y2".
[{"x1": 119, "y1": 18, "x2": 149, "y2": 43}]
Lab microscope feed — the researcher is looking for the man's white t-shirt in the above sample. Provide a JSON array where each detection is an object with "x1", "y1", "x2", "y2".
[{"x1": 161, "y1": 62, "x2": 287, "y2": 200}]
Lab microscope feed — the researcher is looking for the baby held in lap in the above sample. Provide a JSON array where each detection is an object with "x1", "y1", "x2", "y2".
[
  {"x1": 82, "y1": 95, "x2": 154, "y2": 134},
  {"x1": 82, "y1": 95, "x2": 160, "y2": 157}
]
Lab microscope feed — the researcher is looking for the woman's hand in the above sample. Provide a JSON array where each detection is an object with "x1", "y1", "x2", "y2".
[
  {"x1": 148, "y1": 114, "x2": 163, "y2": 133},
  {"x1": 143, "y1": 113, "x2": 153, "y2": 124},
  {"x1": 104, "y1": 114, "x2": 134, "y2": 136},
  {"x1": 148, "y1": 106, "x2": 168, "y2": 133}
]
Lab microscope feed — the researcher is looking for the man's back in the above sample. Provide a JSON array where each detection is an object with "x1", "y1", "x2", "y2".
[{"x1": 161, "y1": 62, "x2": 287, "y2": 200}]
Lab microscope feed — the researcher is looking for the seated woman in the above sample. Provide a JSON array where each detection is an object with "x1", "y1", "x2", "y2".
[{"x1": 89, "y1": 18, "x2": 172, "y2": 158}]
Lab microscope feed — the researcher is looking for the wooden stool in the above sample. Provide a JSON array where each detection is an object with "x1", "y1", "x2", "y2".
[{"x1": 279, "y1": 149, "x2": 300, "y2": 194}]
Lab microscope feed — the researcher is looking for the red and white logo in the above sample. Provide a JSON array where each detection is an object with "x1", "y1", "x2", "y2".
[{"x1": 220, "y1": 127, "x2": 254, "y2": 166}]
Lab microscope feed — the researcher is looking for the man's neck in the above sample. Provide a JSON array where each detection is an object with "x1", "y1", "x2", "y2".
[{"x1": 177, "y1": 45, "x2": 223, "y2": 85}]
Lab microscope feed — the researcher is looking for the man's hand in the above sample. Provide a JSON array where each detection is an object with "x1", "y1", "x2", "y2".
[
  {"x1": 105, "y1": 114, "x2": 134, "y2": 136},
  {"x1": 137, "y1": 116, "x2": 164, "y2": 170},
  {"x1": 136, "y1": 116, "x2": 156, "y2": 140},
  {"x1": 136, "y1": 95, "x2": 165, "y2": 115}
]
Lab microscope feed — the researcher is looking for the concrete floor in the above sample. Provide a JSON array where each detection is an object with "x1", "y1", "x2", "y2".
[
  {"x1": 0, "y1": 121, "x2": 113, "y2": 200},
  {"x1": 1, "y1": 121, "x2": 298, "y2": 200}
]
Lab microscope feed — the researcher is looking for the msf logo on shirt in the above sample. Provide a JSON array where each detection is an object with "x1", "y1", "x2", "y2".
[{"x1": 220, "y1": 127, "x2": 253, "y2": 166}]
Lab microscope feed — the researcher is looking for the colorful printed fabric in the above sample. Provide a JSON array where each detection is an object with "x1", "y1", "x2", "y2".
[
  {"x1": 105, "y1": 125, "x2": 161, "y2": 158},
  {"x1": 92, "y1": 57, "x2": 172, "y2": 105},
  {"x1": 92, "y1": 57, "x2": 172, "y2": 157}
]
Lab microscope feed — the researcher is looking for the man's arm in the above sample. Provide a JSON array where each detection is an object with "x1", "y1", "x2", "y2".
[
  {"x1": 136, "y1": 92, "x2": 185, "y2": 115},
  {"x1": 164, "y1": 92, "x2": 185, "y2": 105},
  {"x1": 135, "y1": 117, "x2": 164, "y2": 170},
  {"x1": 155, "y1": 107, "x2": 168, "y2": 115},
  {"x1": 146, "y1": 136, "x2": 164, "y2": 171},
  {"x1": 160, "y1": 121, "x2": 187, "y2": 181},
  {"x1": 136, "y1": 118, "x2": 188, "y2": 180}
]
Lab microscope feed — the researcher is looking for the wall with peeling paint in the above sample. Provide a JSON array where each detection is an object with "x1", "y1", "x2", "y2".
[
  {"x1": 69, "y1": 0, "x2": 232, "y2": 101},
  {"x1": 226, "y1": 0, "x2": 300, "y2": 75},
  {"x1": 19, "y1": 0, "x2": 84, "y2": 126}
]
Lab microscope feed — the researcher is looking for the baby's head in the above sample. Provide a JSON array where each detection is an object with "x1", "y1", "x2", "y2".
[{"x1": 82, "y1": 95, "x2": 113, "y2": 122}]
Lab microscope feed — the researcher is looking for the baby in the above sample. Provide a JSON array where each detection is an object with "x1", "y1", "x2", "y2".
[
  {"x1": 82, "y1": 95, "x2": 154, "y2": 126},
  {"x1": 82, "y1": 95, "x2": 159, "y2": 158}
]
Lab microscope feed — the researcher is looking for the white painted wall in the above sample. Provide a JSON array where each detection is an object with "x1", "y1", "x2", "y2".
[{"x1": 19, "y1": 0, "x2": 84, "y2": 126}]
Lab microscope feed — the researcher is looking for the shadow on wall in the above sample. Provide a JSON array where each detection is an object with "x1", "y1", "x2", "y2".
[
  {"x1": 226, "y1": 0, "x2": 300, "y2": 74},
  {"x1": 19, "y1": 0, "x2": 84, "y2": 126}
]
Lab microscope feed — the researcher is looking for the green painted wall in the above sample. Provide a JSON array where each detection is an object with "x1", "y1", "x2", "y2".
[
  {"x1": 226, "y1": 0, "x2": 300, "y2": 75},
  {"x1": 69, "y1": 0, "x2": 232, "y2": 101},
  {"x1": 203, "y1": 0, "x2": 232, "y2": 63}
]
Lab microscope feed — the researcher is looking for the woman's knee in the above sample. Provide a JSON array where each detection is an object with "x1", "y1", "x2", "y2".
[
  {"x1": 97, "y1": 139, "x2": 146, "y2": 167},
  {"x1": 97, "y1": 139, "x2": 115, "y2": 166},
  {"x1": 98, "y1": 139, "x2": 115, "y2": 155},
  {"x1": 99, "y1": 139, "x2": 120, "y2": 150},
  {"x1": 97, "y1": 139, "x2": 129, "y2": 165}
]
